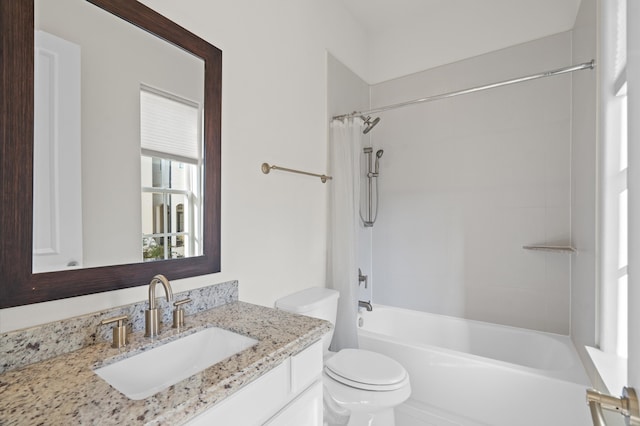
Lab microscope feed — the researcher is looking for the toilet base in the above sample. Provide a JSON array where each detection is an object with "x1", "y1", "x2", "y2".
[
  {"x1": 324, "y1": 382, "x2": 400, "y2": 426},
  {"x1": 324, "y1": 408, "x2": 395, "y2": 426},
  {"x1": 346, "y1": 409, "x2": 395, "y2": 426}
]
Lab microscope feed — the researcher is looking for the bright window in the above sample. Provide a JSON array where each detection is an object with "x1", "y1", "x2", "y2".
[
  {"x1": 599, "y1": 0, "x2": 628, "y2": 358},
  {"x1": 140, "y1": 87, "x2": 202, "y2": 261}
]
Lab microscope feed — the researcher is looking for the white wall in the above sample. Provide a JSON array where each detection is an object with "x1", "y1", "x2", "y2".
[
  {"x1": 0, "y1": 0, "x2": 368, "y2": 333},
  {"x1": 369, "y1": 33, "x2": 574, "y2": 334},
  {"x1": 363, "y1": 0, "x2": 583, "y2": 84}
]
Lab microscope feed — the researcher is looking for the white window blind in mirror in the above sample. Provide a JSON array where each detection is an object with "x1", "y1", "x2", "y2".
[{"x1": 140, "y1": 86, "x2": 201, "y2": 164}]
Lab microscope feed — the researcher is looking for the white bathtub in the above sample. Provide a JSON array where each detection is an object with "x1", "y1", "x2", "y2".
[{"x1": 357, "y1": 305, "x2": 593, "y2": 426}]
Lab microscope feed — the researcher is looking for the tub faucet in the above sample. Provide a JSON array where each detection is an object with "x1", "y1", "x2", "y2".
[
  {"x1": 358, "y1": 300, "x2": 373, "y2": 312},
  {"x1": 145, "y1": 274, "x2": 174, "y2": 337}
]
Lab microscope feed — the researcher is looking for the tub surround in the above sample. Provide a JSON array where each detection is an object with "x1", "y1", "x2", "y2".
[{"x1": 0, "y1": 283, "x2": 331, "y2": 425}]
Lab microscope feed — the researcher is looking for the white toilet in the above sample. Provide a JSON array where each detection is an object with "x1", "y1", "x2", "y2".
[{"x1": 275, "y1": 287, "x2": 411, "y2": 426}]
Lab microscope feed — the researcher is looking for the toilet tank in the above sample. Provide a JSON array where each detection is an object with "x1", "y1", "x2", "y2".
[{"x1": 275, "y1": 287, "x2": 339, "y2": 353}]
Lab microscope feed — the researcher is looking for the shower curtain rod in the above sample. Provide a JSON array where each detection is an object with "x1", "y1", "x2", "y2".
[{"x1": 332, "y1": 60, "x2": 595, "y2": 120}]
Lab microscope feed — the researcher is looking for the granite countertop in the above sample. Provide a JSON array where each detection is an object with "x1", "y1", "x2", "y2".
[{"x1": 0, "y1": 301, "x2": 331, "y2": 425}]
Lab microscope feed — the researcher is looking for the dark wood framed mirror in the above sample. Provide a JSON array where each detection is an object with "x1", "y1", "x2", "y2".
[{"x1": 0, "y1": 0, "x2": 221, "y2": 308}]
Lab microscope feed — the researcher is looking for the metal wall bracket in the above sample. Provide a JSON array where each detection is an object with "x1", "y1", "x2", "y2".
[{"x1": 587, "y1": 387, "x2": 640, "y2": 425}]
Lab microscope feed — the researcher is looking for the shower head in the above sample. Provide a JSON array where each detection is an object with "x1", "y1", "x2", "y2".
[
  {"x1": 361, "y1": 116, "x2": 381, "y2": 134},
  {"x1": 374, "y1": 149, "x2": 383, "y2": 174}
]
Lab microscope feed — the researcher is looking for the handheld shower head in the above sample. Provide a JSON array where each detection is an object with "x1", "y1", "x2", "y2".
[
  {"x1": 374, "y1": 149, "x2": 383, "y2": 174},
  {"x1": 361, "y1": 116, "x2": 381, "y2": 134}
]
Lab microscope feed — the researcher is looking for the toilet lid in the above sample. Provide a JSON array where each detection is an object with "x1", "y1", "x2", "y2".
[{"x1": 324, "y1": 349, "x2": 408, "y2": 391}]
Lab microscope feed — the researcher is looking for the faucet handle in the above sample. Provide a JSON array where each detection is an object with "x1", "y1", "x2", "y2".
[
  {"x1": 172, "y1": 298, "x2": 192, "y2": 329},
  {"x1": 174, "y1": 298, "x2": 192, "y2": 307},
  {"x1": 358, "y1": 268, "x2": 368, "y2": 288},
  {"x1": 100, "y1": 315, "x2": 128, "y2": 348}
]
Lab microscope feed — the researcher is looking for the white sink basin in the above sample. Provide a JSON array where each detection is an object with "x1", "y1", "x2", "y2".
[{"x1": 94, "y1": 327, "x2": 258, "y2": 400}]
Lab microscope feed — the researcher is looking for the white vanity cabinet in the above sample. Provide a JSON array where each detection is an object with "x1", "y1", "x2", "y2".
[
  {"x1": 264, "y1": 381, "x2": 322, "y2": 426},
  {"x1": 185, "y1": 339, "x2": 323, "y2": 426}
]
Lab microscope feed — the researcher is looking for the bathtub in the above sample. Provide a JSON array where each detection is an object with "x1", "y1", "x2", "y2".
[{"x1": 357, "y1": 305, "x2": 593, "y2": 426}]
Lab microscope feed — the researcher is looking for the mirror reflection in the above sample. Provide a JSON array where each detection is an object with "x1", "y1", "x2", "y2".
[{"x1": 33, "y1": 0, "x2": 205, "y2": 273}]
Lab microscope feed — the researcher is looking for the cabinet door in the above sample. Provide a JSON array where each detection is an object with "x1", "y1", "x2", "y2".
[
  {"x1": 264, "y1": 381, "x2": 323, "y2": 426},
  {"x1": 186, "y1": 362, "x2": 289, "y2": 426}
]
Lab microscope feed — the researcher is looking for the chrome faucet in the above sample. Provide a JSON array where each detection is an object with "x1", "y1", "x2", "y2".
[
  {"x1": 358, "y1": 300, "x2": 373, "y2": 312},
  {"x1": 145, "y1": 274, "x2": 174, "y2": 337}
]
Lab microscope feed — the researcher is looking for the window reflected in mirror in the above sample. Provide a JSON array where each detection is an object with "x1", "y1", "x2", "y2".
[{"x1": 140, "y1": 88, "x2": 202, "y2": 262}]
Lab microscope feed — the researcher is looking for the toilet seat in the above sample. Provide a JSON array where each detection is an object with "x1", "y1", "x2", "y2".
[{"x1": 324, "y1": 349, "x2": 409, "y2": 391}]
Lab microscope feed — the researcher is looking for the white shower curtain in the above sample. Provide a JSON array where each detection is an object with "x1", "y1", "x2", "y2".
[{"x1": 327, "y1": 117, "x2": 363, "y2": 351}]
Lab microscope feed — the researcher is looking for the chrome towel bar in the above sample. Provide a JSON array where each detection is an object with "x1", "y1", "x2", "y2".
[
  {"x1": 523, "y1": 245, "x2": 576, "y2": 253},
  {"x1": 261, "y1": 162, "x2": 332, "y2": 183}
]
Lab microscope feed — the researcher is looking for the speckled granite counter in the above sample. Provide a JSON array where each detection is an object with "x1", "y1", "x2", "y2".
[{"x1": 0, "y1": 301, "x2": 331, "y2": 425}]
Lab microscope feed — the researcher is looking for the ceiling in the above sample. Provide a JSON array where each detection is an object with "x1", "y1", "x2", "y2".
[{"x1": 338, "y1": 0, "x2": 584, "y2": 83}]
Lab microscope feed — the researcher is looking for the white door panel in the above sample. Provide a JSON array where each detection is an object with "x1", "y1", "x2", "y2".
[{"x1": 33, "y1": 31, "x2": 83, "y2": 273}]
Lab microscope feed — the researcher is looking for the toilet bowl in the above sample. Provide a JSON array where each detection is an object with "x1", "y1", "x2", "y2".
[
  {"x1": 323, "y1": 348, "x2": 411, "y2": 426},
  {"x1": 275, "y1": 287, "x2": 411, "y2": 426}
]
